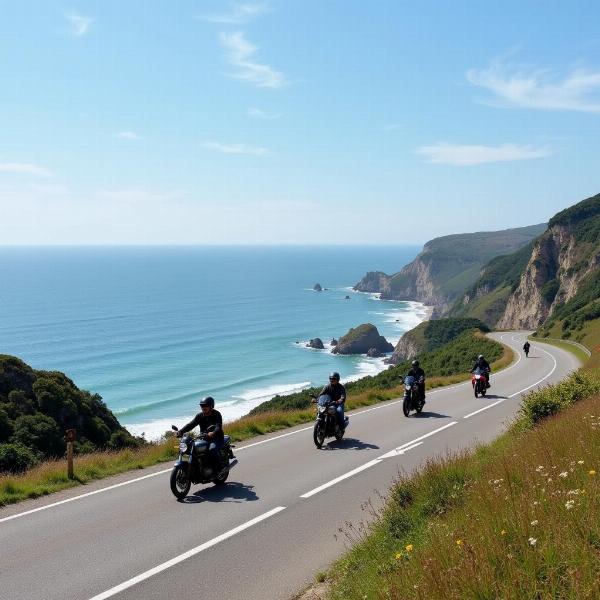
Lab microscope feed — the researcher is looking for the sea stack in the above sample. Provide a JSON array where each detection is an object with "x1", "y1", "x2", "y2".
[
  {"x1": 313, "y1": 283, "x2": 323, "y2": 292},
  {"x1": 331, "y1": 323, "x2": 394, "y2": 355}
]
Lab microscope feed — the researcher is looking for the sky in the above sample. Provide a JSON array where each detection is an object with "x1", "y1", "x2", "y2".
[{"x1": 1, "y1": 0, "x2": 600, "y2": 245}]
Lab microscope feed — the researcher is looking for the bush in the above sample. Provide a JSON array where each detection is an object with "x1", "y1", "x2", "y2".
[
  {"x1": 0, "y1": 443, "x2": 38, "y2": 473},
  {"x1": 11, "y1": 414, "x2": 64, "y2": 458},
  {"x1": 519, "y1": 371, "x2": 600, "y2": 427}
]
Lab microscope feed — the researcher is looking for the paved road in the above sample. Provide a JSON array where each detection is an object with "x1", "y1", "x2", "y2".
[{"x1": 0, "y1": 333, "x2": 580, "y2": 600}]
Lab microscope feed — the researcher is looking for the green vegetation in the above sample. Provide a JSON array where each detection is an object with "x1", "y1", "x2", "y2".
[
  {"x1": 0, "y1": 355, "x2": 140, "y2": 473},
  {"x1": 251, "y1": 329, "x2": 503, "y2": 414},
  {"x1": 326, "y1": 370, "x2": 600, "y2": 600}
]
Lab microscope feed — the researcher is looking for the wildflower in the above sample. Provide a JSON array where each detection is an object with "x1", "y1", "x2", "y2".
[
  {"x1": 535, "y1": 465, "x2": 544, "y2": 473},
  {"x1": 501, "y1": 530, "x2": 507, "y2": 536},
  {"x1": 589, "y1": 470, "x2": 596, "y2": 476},
  {"x1": 530, "y1": 520, "x2": 538, "y2": 526},
  {"x1": 455, "y1": 539, "x2": 463, "y2": 547},
  {"x1": 559, "y1": 472, "x2": 568, "y2": 478},
  {"x1": 395, "y1": 552, "x2": 402, "y2": 560},
  {"x1": 565, "y1": 500, "x2": 575, "y2": 510},
  {"x1": 405, "y1": 544, "x2": 413, "y2": 552},
  {"x1": 533, "y1": 501, "x2": 539, "y2": 506},
  {"x1": 547, "y1": 478, "x2": 553, "y2": 483},
  {"x1": 528, "y1": 537, "x2": 537, "y2": 546},
  {"x1": 578, "y1": 460, "x2": 585, "y2": 465}
]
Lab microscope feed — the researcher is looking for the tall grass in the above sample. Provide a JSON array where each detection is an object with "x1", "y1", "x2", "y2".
[{"x1": 327, "y1": 372, "x2": 600, "y2": 599}]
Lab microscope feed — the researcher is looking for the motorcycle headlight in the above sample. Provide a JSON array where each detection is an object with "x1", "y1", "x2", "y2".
[
  {"x1": 318, "y1": 405, "x2": 326, "y2": 413},
  {"x1": 179, "y1": 442, "x2": 188, "y2": 453}
]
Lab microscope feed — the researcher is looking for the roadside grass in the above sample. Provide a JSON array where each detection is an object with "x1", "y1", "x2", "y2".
[
  {"x1": 0, "y1": 340, "x2": 513, "y2": 508},
  {"x1": 531, "y1": 337, "x2": 591, "y2": 366},
  {"x1": 326, "y1": 370, "x2": 600, "y2": 600}
]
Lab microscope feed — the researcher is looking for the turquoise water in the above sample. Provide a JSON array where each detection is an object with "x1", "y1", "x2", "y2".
[{"x1": 0, "y1": 246, "x2": 424, "y2": 438}]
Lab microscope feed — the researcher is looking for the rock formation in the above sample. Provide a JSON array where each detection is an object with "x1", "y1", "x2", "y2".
[{"x1": 331, "y1": 324, "x2": 394, "y2": 355}]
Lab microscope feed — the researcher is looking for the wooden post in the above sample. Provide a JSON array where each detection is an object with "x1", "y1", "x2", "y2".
[{"x1": 65, "y1": 429, "x2": 76, "y2": 479}]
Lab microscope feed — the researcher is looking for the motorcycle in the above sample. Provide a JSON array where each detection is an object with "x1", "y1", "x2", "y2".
[
  {"x1": 169, "y1": 424, "x2": 236, "y2": 500},
  {"x1": 524, "y1": 345, "x2": 530, "y2": 357},
  {"x1": 311, "y1": 394, "x2": 349, "y2": 448},
  {"x1": 471, "y1": 367, "x2": 489, "y2": 398},
  {"x1": 402, "y1": 375, "x2": 425, "y2": 417}
]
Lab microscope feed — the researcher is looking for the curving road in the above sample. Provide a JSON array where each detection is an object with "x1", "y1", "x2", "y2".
[{"x1": 0, "y1": 333, "x2": 580, "y2": 600}]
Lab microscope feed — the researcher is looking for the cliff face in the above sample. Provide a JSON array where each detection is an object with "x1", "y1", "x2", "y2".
[
  {"x1": 498, "y1": 224, "x2": 600, "y2": 329},
  {"x1": 354, "y1": 224, "x2": 546, "y2": 316}
]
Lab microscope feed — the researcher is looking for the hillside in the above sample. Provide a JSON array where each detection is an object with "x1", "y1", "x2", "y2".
[
  {"x1": 0, "y1": 355, "x2": 139, "y2": 472},
  {"x1": 354, "y1": 224, "x2": 545, "y2": 316}
]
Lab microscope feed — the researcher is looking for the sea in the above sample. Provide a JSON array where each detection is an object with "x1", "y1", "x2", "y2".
[{"x1": 0, "y1": 246, "x2": 426, "y2": 439}]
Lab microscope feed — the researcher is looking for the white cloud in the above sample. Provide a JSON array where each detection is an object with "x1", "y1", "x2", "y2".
[
  {"x1": 467, "y1": 58, "x2": 600, "y2": 113},
  {"x1": 66, "y1": 14, "x2": 93, "y2": 36},
  {"x1": 198, "y1": 3, "x2": 268, "y2": 25},
  {"x1": 203, "y1": 141, "x2": 268, "y2": 156},
  {"x1": 117, "y1": 131, "x2": 141, "y2": 140},
  {"x1": 0, "y1": 162, "x2": 52, "y2": 177},
  {"x1": 247, "y1": 107, "x2": 280, "y2": 120},
  {"x1": 416, "y1": 143, "x2": 553, "y2": 166},
  {"x1": 220, "y1": 31, "x2": 286, "y2": 88}
]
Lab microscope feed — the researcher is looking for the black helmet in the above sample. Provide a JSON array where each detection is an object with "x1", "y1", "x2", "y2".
[
  {"x1": 412, "y1": 360, "x2": 420, "y2": 367},
  {"x1": 329, "y1": 371, "x2": 340, "y2": 381},
  {"x1": 199, "y1": 396, "x2": 215, "y2": 408}
]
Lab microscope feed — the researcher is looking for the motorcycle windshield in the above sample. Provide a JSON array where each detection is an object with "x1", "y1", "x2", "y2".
[
  {"x1": 473, "y1": 367, "x2": 485, "y2": 375},
  {"x1": 317, "y1": 395, "x2": 332, "y2": 407},
  {"x1": 404, "y1": 375, "x2": 415, "y2": 386}
]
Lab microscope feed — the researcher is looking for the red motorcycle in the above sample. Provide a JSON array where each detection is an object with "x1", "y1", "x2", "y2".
[{"x1": 471, "y1": 368, "x2": 488, "y2": 398}]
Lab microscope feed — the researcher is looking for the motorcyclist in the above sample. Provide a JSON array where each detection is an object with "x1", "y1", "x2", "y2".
[
  {"x1": 177, "y1": 396, "x2": 227, "y2": 476},
  {"x1": 523, "y1": 341, "x2": 531, "y2": 357},
  {"x1": 471, "y1": 354, "x2": 491, "y2": 387},
  {"x1": 319, "y1": 372, "x2": 347, "y2": 431},
  {"x1": 407, "y1": 360, "x2": 426, "y2": 402}
]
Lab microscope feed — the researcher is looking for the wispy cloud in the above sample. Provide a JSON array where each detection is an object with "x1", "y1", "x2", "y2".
[
  {"x1": 247, "y1": 107, "x2": 280, "y2": 120},
  {"x1": 467, "y1": 57, "x2": 600, "y2": 113},
  {"x1": 416, "y1": 143, "x2": 553, "y2": 166},
  {"x1": 198, "y1": 3, "x2": 268, "y2": 25},
  {"x1": 116, "y1": 131, "x2": 141, "y2": 140},
  {"x1": 66, "y1": 13, "x2": 93, "y2": 36},
  {"x1": 220, "y1": 31, "x2": 286, "y2": 88},
  {"x1": 0, "y1": 162, "x2": 52, "y2": 177},
  {"x1": 203, "y1": 141, "x2": 268, "y2": 156}
]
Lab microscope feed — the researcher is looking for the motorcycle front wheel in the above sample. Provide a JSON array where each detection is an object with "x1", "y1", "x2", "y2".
[
  {"x1": 313, "y1": 422, "x2": 326, "y2": 448},
  {"x1": 213, "y1": 469, "x2": 229, "y2": 486},
  {"x1": 473, "y1": 383, "x2": 479, "y2": 398},
  {"x1": 402, "y1": 396, "x2": 410, "y2": 417},
  {"x1": 170, "y1": 464, "x2": 191, "y2": 500}
]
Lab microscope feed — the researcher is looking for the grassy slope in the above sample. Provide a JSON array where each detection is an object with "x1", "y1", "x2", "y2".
[
  {"x1": 0, "y1": 333, "x2": 512, "y2": 507},
  {"x1": 326, "y1": 369, "x2": 600, "y2": 600}
]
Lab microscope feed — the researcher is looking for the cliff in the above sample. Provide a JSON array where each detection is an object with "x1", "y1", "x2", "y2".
[{"x1": 354, "y1": 224, "x2": 545, "y2": 316}]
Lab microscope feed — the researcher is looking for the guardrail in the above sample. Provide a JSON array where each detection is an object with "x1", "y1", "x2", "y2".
[{"x1": 533, "y1": 337, "x2": 592, "y2": 358}]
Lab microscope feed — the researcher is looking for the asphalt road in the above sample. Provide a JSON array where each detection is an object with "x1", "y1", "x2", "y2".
[{"x1": 0, "y1": 333, "x2": 580, "y2": 600}]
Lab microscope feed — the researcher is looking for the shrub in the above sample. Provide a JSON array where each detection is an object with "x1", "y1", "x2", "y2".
[{"x1": 0, "y1": 443, "x2": 38, "y2": 473}]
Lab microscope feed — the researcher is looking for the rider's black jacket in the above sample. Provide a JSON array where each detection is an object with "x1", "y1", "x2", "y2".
[
  {"x1": 180, "y1": 409, "x2": 224, "y2": 441},
  {"x1": 471, "y1": 358, "x2": 491, "y2": 373},
  {"x1": 523, "y1": 342, "x2": 531, "y2": 350},
  {"x1": 407, "y1": 366, "x2": 425, "y2": 381},
  {"x1": 319, "y1": 382, "x2": 346, "y2": 403}
]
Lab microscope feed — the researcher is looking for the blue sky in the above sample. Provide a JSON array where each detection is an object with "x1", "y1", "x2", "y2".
[{"x1": 1, "y1": 1, "x2": 600, "y2": 244}]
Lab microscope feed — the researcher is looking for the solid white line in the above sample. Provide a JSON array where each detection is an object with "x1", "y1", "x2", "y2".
[
  {"x1": 0, "y1": 468, "x2": 172, "y2": 524},
  {"x1": 463, "y1": 400, "x2": 505, "y2": 419},
  {"x1": 86, "y1": 506, "x2": 287, "y2": 600},
  {"x1": 508, "y1": 344, "x2": 557, "y2": 398},
  {"x1": 300, "y1": 459, "x2": 382, "y2": 498},
  {"x1": 392, "y1": 420, "x2": 458, "y2": 452},
  {"x1": 235, "y1": 425, "x2": 314, "y2": 451}
]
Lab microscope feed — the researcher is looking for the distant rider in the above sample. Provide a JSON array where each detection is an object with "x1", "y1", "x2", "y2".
[
  {"x1": 471, "y1": 354, "x2": 491, "y2": 387},
  {"x1": 407, "y1": 359, "x2": 426, "y2": 402},
  {"x1": 320, "y1": 372, "x2": 347, "y2": 431},
  {"x1": 177, "y1": 396, "x2": 227, "y2": 476},
  {"x1": 523, "y1": 341, "x2": 531, "y2": 357}
]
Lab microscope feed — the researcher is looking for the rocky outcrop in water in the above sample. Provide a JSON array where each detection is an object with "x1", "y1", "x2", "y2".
[
  {"x1": 331, "y1": 324, "x2": 393, "y2": 355},
  {"x1": 307, "y1": 338, "x2": 324, "y2": 349},
  {"x1": 313, "y1": 283, "x2": 323, "y2": 292}
]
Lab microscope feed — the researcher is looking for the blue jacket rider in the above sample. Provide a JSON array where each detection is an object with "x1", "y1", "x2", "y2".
[{"x1": 319, "y1": 371, "x2": 347, "y2": 429}]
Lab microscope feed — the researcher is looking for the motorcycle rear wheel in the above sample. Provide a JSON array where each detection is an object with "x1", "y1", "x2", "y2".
[
  {"x1": 170, "y1": 464, "x2": 191, "y2": 500},
  {"x1": 313, "y1": 422, "x2": 326, "y2": 448}
]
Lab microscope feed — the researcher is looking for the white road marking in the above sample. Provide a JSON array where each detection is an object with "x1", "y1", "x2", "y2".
[
  {"x1": 378, "y1": 441, "x2": 423, "y2": 459},
  {"x1": 86, "y1": 506, "x2": 287, "y2": 600},
  {"x1": 463, "y1": 400, "x2": 505, "y2": 419},
  {"x1": 300, "y1": 459, "x2": 382, "y2": 498}
]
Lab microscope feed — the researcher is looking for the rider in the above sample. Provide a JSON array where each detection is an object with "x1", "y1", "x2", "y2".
[
  {"x1": 471, "y1": 354, "x2": 491, "y2": 387},
  {"x1": 177, "y1": 396, "x2": 227, "y2": 476},
  {"x1": 319, "y1": 372, "x2": 347, "y2": 431},
  {"x1": 407, "y1": 360, "x2": 426, "y2": 402},
  {"x1": 523, "y1": 341, "x2": 531, "y2": 356}
]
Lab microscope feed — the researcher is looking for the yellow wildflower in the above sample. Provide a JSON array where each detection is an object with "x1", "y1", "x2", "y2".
[
  {"x1": 589, "y1": 470, "x2": 596, "y2": 476},
  {"x1": 501, "y1": 530, "x2": 507, "y2": 536},
  {"x1": 405, "y1": 544, "x2": 413, "y2": 552},
  {"x1": 395, "y1": 552, "x2": 402, "y2": 560},
  {"x1": 455, "y1": 539, "x2": 463, "y2": 547}
]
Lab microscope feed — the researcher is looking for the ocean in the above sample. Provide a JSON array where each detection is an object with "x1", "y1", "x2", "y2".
[{"x1": 0, "y1": 246, "x2": 425, "y2": 439}]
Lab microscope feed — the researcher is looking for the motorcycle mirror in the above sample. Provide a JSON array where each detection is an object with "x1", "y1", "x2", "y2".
[{"x1": 171, "y1": 425, "x2": 178, "y2": 431}]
